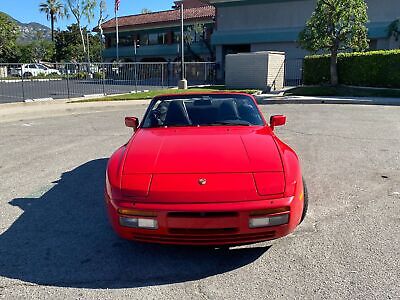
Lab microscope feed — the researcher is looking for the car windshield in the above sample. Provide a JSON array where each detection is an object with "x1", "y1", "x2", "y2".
[
  {"x1": 37, "y1": 64, "x2": 48, "y2": 70},
  {"x1": 142, "y1": 94, "x2": 264, "y2": 128}
]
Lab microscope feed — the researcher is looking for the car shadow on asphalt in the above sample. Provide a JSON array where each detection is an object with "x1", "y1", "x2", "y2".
[{"x1": 0, "y1": 158, "x2": 269, "y2": 289}]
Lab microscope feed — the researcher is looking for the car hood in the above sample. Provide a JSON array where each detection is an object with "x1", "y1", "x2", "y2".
[{"x1": 122, "y1": 126, "x2": 283, "y2": 174}]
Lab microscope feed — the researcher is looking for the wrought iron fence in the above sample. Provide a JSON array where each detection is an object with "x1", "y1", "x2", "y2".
[
  {"x1": 0, "y1": 62, "x2": 217, "y2": 103},
  {"x1": 284, "y1": 58, "x2": 303, "y2": 87}
]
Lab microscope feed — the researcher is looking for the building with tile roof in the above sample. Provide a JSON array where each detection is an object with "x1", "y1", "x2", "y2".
[{"x1": 101, "y1": 0, "x2": 215, "y2": 62}]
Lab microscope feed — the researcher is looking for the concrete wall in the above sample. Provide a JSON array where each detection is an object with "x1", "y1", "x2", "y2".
[
  {"x1": 211, "y1": 0, "x2": 400, "y2": 81},
  {"x1": 216, "y1": 0, "x2": 400, "y2": 31},
  {"x1": 366, "y1": 0, "x2": 400, "y2": 22},
  {"x1": 251, "y1": 42, "x2": 308, "y2": 59},
  {"x1": 216, "y1": 0, "x2": 315, "y2": 31}
]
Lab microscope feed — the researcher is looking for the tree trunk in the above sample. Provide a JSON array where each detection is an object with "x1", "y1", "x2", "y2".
[
  {"x1": 330, "y1": 49, "x2": 339, "y2": 86},
  {"x1": 78, "y1": 22, "x2": 86, "y2": 57},
  {"x1": 50, "y1": 13, "x2": 54, "y2": 42}
]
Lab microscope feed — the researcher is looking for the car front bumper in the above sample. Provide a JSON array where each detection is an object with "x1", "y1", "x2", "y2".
[{"x1": 105, "y1": 193, "x2": 304, "y2": 246}]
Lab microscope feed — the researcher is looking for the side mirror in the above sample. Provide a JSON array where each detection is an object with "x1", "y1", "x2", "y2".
[
  {"x1": 270, "y1": 115, "x2": 286, "y2": 131},
  {"x1": 125, "y1": 117, "x2": 139, "y2": 131}
]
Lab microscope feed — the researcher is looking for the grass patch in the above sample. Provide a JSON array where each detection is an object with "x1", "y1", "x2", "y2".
[
  {"x1": 72, "y1": 86, "x2": 258, "y2": 103},
  {"x1": 285, "y1": 86, "x2": 400, "y2": 98}
]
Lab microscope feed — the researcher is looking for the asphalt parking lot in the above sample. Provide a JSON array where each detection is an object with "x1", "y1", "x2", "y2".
[{"x1": 0, "y1": 102, "x2": 399, "y2": 299}]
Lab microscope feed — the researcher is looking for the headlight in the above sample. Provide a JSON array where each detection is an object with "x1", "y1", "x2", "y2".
[{"x1": 119, "y1": 216, "x2": 158, "y2": 229}]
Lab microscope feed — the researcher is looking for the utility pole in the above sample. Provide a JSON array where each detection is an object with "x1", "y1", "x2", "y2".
[
  {"x1": 134, "y1": 39, "x2": 140, "y2": 93},
  {"x1": 177, "y1": 2, "x2": 187, "y2": 89}
]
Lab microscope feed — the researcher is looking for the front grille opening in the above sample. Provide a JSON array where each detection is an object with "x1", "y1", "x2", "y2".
[
  {"x1": 168, "y1": 228, "x2": 238, "y2": 235},
  {"x1": 168, "y1": 211, "x2": 238, "y2": 218}
]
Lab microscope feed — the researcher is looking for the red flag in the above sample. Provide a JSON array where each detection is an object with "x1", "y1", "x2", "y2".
[{"x1": 115, "y1": 0, "x2": 120, "y2": 12}]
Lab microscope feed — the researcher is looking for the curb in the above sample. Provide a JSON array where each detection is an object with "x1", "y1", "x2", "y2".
[{"x1": 0, "y1": 78, "x2": 62, "y2": 83}]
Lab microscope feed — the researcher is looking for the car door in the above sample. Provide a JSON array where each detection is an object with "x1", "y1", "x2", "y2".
[{"x1": 28, "y1": 64, "x2": 38, "y2": 76}]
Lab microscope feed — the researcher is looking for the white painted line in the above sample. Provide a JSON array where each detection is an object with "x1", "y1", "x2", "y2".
[
  {"x1": 24, "y1": 97, "x2": 54, "y2": 102},
  {"x1": 0, "y1": 78, "x2": 62, "y2": 83},
  {"x1": 83, "y1": 94, "x2": 105, "y2": 98}
]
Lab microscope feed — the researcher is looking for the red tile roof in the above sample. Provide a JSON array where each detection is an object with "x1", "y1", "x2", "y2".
[{"x1": 101, "y1": 6, "x2": 215, "y2": 31}]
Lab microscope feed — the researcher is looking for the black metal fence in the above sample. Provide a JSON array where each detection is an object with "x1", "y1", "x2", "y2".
[
  {"x1": 284, "y1": 59, "x2": 303, "y2": 87},
  {"x1": 0, "y1": 62, "x2": 217, "y2": 103}
]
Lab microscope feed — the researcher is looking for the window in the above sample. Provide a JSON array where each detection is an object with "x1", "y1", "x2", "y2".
[
  {"x1": 158, "y1": 32, "x2": 167, "y2": 44},
  {"x1": 143, "y1": 95, "x2": 264, "y2": 128},
  {"x1": 140, "y1": 34, "x2": 149, "y2": 46},
  {"x1": 369, "y1": 39, "x2": 378, "y2": 51},
  {"x1": 119, "y1": 35, "x2": 133, "y2": 47},
  {"x1": 173, "y1": 31, "x2": 180, "y2": 43},
  {"x1": 36, "y1": 64, "x2": 48, "y2": 70},
  {"x1": 148, "y1": 33, "x2": 158, "y2": 45}
]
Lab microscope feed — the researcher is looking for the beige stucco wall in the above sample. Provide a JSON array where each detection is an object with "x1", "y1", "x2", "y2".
[{"x1": 216, "y1": 0, "x2": 400, "y2": 31}]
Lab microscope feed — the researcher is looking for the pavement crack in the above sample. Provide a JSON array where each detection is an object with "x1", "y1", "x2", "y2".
[{"x1": 195, "y1": 282, "x2": 211, "y2": 300}]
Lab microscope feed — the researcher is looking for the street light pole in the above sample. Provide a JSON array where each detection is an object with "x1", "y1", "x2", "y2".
[
  {"x1": 134, "y1": 39, "x2": 139, "y2": 93},
  {"x1": 178, "y1": 2, "x2": 187, "y2": 89},
  {"x1": 180, "y1": 3, "x2": 184, "y2": 81}
]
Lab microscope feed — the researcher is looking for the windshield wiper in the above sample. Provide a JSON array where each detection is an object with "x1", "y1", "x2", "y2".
[{"x1": 203, "y1": 120, "x2": 251, "y2": 126}]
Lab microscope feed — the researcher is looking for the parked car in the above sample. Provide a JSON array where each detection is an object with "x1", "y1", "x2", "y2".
[
  {"x1": 105, "y1": 93, "x2": 308, "y2": 246},
  {"x1": 11, "y1": 63, "x2": 61, "y2": 77}
]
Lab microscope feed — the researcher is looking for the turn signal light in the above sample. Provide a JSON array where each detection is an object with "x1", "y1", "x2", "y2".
[
  {"x1": 250, "y1": 207, "x2": 290, "y2": 216},
  {"x1": 117, "y1": 209, "x2": 157, "y2": 217}
]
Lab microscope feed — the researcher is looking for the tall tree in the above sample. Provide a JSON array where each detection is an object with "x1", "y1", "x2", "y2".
[
  {"x1": 0, "y1": 12, "x2": 19, "y2": 62},
  {"x1": 54, "y1": 24, "x2": 101, "y2": 62},
  {"x1": 184, "y1": 23, "x2": 214, "y2": 61},
  {"x1": 388, "y1": 18, "x2": 400, "y2": 42},
  {"x1": 141, "y1": 8, "x2": 152, "y2": 14},
  {"x1": 298, "y1": 0, "x2": 369, "y2": 86},
  {"x1": 39, "y1": 0, "x2": 67, "y2": 41},
  {"x1": 65, "y1": 0, "x2": 97, "y2": 56},
  {"x1": 97, "y1": 0, "x2": 107, "y2": 62}
]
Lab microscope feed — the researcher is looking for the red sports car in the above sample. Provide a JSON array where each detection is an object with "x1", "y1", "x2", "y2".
[{"x1": 105, "y1": 93, "x2": 308, "y2": 246}]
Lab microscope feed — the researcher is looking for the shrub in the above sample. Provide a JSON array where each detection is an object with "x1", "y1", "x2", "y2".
[
  {"x1": 72, "y1": 72, "x2": 88, "y2": 79},
  {"x1": 303, "y1": 50, "x2": 400, "y2": 88},
  {"x1": 93, "y1": 72, "x2": 104, "y2": 79}
]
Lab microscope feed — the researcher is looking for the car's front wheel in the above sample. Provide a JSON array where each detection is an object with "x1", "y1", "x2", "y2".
[{"x1": 299, "y1": 178, "x2": 308, "y2": 224}]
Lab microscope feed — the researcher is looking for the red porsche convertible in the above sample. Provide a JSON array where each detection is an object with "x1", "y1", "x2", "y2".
[{"x1": 105, "y1": 93, "x2": 308, "y2": 246}]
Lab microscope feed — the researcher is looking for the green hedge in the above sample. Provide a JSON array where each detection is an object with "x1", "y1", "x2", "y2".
[{"x1": 303, "y1": 50, "x2": 400, "y2": 88}]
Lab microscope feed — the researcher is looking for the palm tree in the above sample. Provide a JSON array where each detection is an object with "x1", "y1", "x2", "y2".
[{"x1": 39, "y1": 0, "x2": 67, "y2": 41}]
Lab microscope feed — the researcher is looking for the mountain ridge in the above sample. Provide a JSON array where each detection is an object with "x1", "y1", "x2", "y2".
[{"x1": 1, "y1": 11, "x2": 52, "y2": 43}]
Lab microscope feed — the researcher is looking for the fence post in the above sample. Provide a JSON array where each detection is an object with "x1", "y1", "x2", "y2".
[
  {"x1": 161, "y1": 64, "x2": 164, "y2": 88},
  {"x1": 167, "y1": 62, "x2": 171, "y2": 87},
  {"x1": 204, "y1": 63, "x2": 207, "y2": 84},
  {"x1": 66, "y1": 65, "x2": 70, "y2": 99},
  {"x1": 102, "y1": 63, "x2": 106, "y2": 96},
  {"x1": 21, "y1": 66, "x2": 25, "y2": 101},
  {"x1": 134, "y1": 62, "x2": 138, "y2": 93}
]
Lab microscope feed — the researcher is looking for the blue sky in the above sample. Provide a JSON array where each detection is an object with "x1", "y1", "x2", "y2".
[{"x1": 0, "y1": 0, "x2": 172, "y2": 29}]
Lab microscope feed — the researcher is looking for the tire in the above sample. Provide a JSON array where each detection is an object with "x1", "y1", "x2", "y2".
[
  {"x1": 299, "y1": 177, "x2": 309, "y2": 224},
  {"x1": 23, "y1": 72, "x2": 32, "y2": 78}
]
